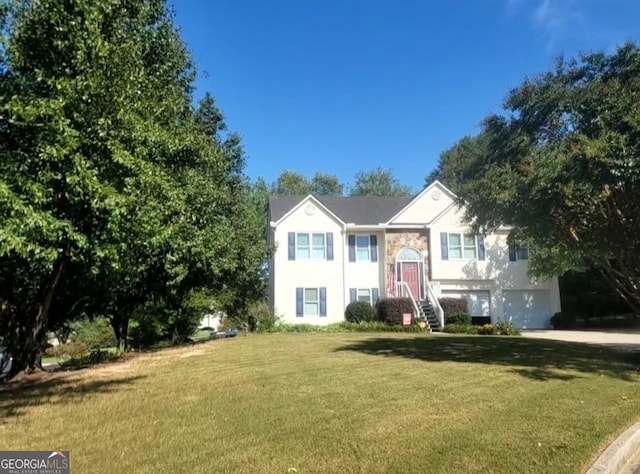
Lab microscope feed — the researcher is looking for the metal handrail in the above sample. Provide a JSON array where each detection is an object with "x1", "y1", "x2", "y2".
[
  {"x1": 396, "y1": 281, "x2": 424, "y2": 326},
  {"x1": 394, "y1": 280, "x2": 443, "y2": 330},
  {"x1": 425, "y1": 282, "x2": 444, "y2": 329}
]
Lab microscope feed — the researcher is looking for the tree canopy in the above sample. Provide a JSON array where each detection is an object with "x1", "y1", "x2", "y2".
[
  {"x1": 428, "y1": 43, "x2": 640, "y2": 313},
  {"x1": 271, "y1": 168, "x2": 413, "y2": 197},
  {"x1": 0, "y1": 0, "x2": 269, "y2": 379},
  {"x1": 271, "y1": 171, "x2": 344, "y2": 196}
]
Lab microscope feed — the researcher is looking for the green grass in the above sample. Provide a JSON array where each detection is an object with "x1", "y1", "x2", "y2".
[{"x1": 1, "y1": 333, "x2": 639, "y2": 473}]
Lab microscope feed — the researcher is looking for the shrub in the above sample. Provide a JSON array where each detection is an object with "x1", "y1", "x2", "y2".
[
  {"x1": 249, "y1": 301, "x2": 279, "y2": 332},
  {"x1": 477, "y1": 324, "x2": 496, "y2": 335},
  {"x1": 443, "y1": 324, "x2": 479, "y2": 334},
  {"x1": 345, "y1": 301, "x2": 376, "y2": 323},
  {"x1": 438, "y1": 297, "x2": 469, "y2": 321},
  {"x1": 376, "y1": 298, "x2": 415, "y2": 325},
  {"x1": 447, "y1": 312, "x2": 472, "y2": 326},
  {"x1": 253, "y1": 321, "x2": 428, "y2": 333},
  {"x1": 59, "y1": 349, "x2": 121, "y2": 369},
  {"x1": 128, "y1": 313, "x2": 163, "y2": 349},
  {"x1": 550, "y1": 311, "x2": 576, "y2": 329},
  {"x1": 71, "y1": 317, "x2": 116, "y2": 350},
  {"x1": 495, "y1": 320, "x2": 521, "y2": 336},
  {"x1": 331, "y1": 321, "x2": 425, "y2": 332},
  {"x1": 47, "y1": 340, "x2": 90, "y2": 360}
]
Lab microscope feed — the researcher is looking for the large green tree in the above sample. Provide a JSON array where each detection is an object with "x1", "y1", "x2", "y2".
[
  {"x1": 438, "y1": 43, "x2": 640, "y2": 313},
  {"x1": 0, "y1": 0, "x2": 269, "y2": 378},
  {"x1": 271, "y1": 171, "x2": 343, "y2": 196},
  {"x1": 425, "y1": 135, "x2": 488, "y2": 194},
  {"x1": 350, "y1": 167, "x2": 413, "y2": 197}
]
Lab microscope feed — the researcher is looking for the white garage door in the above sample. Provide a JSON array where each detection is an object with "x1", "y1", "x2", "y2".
[
  {"x1": 441, "y1": 290, "x2": 490, "y2": 317},
  {"x1": 503, "y1": 290, "x2": 551, "y2": 329}
]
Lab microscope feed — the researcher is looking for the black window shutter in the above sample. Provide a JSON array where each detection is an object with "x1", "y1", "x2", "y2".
[
  {"x1": 288, "y1": 232, "x2": 296, "y2": 260},
  {"x1": 348, "y1": 235, "x2": 356, "y2": 262},
  {"x1": 440, "y1": 232, "x2": 449, "y2": 260},
  {"x1": 370, "y1": 235, "x2": 378, "y2": 262},
  {"x1": 296, "y1": 288, "x2": 303, "y2": 316},
  {"x1": 326, "y1": 232, "x2": 334, "y2": 261},
  {"x1": 477, "y1": 235, "x2": 486, "y2": 261},
  {"x1": 508, "y1": 245, "x2": 517, "y2": 262},
  {"x1": 372, "y1": 288, "x2": 379, "y2": 303},
  {"x1": 349, "y1": 288, "x2": 357, "y2": 303},
  {"x1": 319, "y1": 288, "x2": 327, "y2": 316}
]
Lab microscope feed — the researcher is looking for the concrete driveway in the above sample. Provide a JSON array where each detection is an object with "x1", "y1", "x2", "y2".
[{"x1": 521, "y1": 329, "x2": 640, "y2": 349}]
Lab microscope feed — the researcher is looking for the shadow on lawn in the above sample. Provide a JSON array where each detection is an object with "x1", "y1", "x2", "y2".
[
  {"x1": 335, "y1": 336, "x2": 640, "y2": 382},
  {"x1": 0, "y1": 374, "x2": 145, "y2": 420}
]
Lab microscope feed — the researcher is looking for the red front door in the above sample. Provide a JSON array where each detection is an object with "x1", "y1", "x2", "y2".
[{"x1": 401, "y1": 262, "x2": 420, "y2": 300}]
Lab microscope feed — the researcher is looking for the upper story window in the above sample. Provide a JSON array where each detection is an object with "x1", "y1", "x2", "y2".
[
  {"x1": 447, "y1": 233, "x2": 477, "y2": 259},
  {"x1": 288, "y1": 232, "x2": 333, "y2": 261},
  {"x1": 348, "y1": 235, "x2": 378, "y2": 263},
  {"x1": 440, "y1": 232, "x2": 485, "y2": 261},
  {"x1": 356, "y1": 236, "x2": 370, "y2": 261},
  {"x1": 296, "y1": 233, "x2": 325, "y2": 260},
  {"x1": 509, "y1": 244, "x2": 529, "y2": 261}
]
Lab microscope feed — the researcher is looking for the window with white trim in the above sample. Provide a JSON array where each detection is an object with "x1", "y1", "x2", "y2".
[
  {"x1": 356, "y1": 235, "x2": 370, "y2": 261},
  {"x1": 296, "y1": 233, "x2": 325, "y2": 260},
  {"x1": 515, "y1": 245, "x2": 528, "y2": 260},
  {"x1": 448, "y1": 233, "x2": 477, "y2": 259},
  {"x1": 304, "y1": 288, "x2": 319, "y2": 315},
  {"x1": 357, "y1": 289, "x2": 371, "y2": 303}
]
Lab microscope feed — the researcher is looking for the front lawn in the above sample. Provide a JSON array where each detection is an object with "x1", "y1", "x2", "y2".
[{"x1": 1, "y1": 334, "x2": 639, "y2": 473}]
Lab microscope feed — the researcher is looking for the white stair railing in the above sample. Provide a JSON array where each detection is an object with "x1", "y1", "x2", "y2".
[
  {"x1": 396, "y1": 281, "x2": 430, "y2": 331},
  {"x1": 425, "y1": 282, "x2": 444, "y2": 330}
]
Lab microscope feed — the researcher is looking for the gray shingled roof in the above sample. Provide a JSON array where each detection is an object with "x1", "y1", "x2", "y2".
[{"x1": 269, "y1": 195, "x2": 414, "y2": 225}]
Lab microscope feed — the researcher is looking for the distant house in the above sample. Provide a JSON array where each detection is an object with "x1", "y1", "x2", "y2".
[{"x1": 267, "y1": 181, "x2": 560, "y2": 330}]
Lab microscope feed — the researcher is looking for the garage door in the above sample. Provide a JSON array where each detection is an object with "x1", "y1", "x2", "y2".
[
  {"x1": 441, "y1": 290, "x2": 490, "y2": 317},
  {"x1": 503, "y1": 290, "x2": 550, "y2": 329}
]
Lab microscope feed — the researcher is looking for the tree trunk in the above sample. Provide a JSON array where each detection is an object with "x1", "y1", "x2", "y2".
[
  {"x1": 596, "y1": 264, "x2": 640, "y2": 315},
  {"x1": 7, "y1": 256, "x2": 66, "y2": 379},
  {"x1": 110, "y1": 314, "x2": 129, "y2": 351}
]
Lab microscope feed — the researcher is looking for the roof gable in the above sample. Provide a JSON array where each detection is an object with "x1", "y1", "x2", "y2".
[
  {"x1": 385, "y1": 181, "x2": 457, "y2": 225},
  {"x1": 270, "y1": 194, "x2": 345, "y2": 226},
  {"x1": 269, "y1": 195, "x2": 412, "y2": 226}
]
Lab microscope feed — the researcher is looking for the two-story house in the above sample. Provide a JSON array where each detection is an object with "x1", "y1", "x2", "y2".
[{"x1": 267, "y1": 181, "x2": 561, "y2": 330}]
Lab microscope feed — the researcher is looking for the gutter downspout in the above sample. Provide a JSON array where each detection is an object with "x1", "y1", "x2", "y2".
[{"x1": 342, "y1": 223, "x2": 347, "y2": 314}]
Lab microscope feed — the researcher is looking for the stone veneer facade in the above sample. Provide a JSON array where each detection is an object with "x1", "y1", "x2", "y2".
[{"x1": 384, "y1": 230, "x2": 430, "y2": 296}]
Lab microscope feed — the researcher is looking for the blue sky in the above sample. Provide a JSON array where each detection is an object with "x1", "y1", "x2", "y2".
[{"x1": 174, "y1": 0, "x2": 640, "y2": 192}]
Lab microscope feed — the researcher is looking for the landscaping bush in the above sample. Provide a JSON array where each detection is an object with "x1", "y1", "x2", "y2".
[
  {"x1": 376, "y1": 298, "x2": 415, "y2": 325},
  {"x1": 495, "y1": 320, "x2": 521, "y2": 336},
  {"x1": 249, "y1": 301, "x2": 279, "y2": 332},
  {"x1": 443, "y1": 324, "x2": 479, "y2": 334},
  {"x1": 71, "y1": 317, "x2": 116, "y2": 349},
  {"x1": 128, "y1": 313, "x2": 163, "y2": 349},
  {"x1": 477, "y1": 324, "x2": 496, "y2": 335},
  {"x1": 47, "y1": 340, "x2": 90, "y2": 360},
  {"x1": 447, "y1": 312, "x2": 472, "y2": 326},
  {"x1": 331, "y1": 321, "x2": 425, "y2": 332},
  {"x1": 345, "y1": 301, "x2": 376, "y2": 323},
  {"x1": 438, "y1": 297, "x2": 469, "y2": 321},
  {"x1": 255, "y1": 321, "x2": 427, "y2": 333},
  {"x1": 550, "y1": 311, "x2": 576, "y2": 329},
  {"x1": 59, "y1": 349, "x2": 121, "y2": 369}
]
